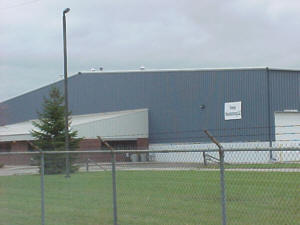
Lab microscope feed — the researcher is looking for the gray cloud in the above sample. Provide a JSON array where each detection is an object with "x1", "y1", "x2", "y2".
[{"x1": 1, "y1": 0, "x2": 300, "y2": 101}]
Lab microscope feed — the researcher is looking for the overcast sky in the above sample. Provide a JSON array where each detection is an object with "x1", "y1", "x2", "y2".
[{"x1": 1, "y1": 0, "x2": 300, "y2": 102}]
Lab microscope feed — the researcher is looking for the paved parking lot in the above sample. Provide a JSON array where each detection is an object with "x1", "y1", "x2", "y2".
[
  {"x1": 0, "y1": 165, "x2": 39, "y2": 176},
  {"x1": 1, "y1": 162, "x2": 300, "y2": 176}
]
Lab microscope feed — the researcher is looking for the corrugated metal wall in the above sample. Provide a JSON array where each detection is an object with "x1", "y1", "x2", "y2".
[
  {"x1": 269, "y1": 69, "x2": 300, "y2": 141},
  {"x1": 1, "y1": 68, "x2": 299, "y2": 143}
]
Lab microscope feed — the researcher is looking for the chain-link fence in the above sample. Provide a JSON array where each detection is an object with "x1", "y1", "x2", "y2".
[{"x1": 0, "y1": 146, "x2": 300, "y2": 225}]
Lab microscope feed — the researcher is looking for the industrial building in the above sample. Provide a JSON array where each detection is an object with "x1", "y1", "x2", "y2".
[{"x1": 0, "y1": 67, "x2": 299, "y2": 163}]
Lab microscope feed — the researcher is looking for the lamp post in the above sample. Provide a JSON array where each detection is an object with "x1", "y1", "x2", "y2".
[{"x1": 63, "y1": 8, "x2": 70, "y2": 178}]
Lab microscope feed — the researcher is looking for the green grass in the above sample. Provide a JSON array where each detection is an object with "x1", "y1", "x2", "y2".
[{"x1": 0, "y1": 170, "x2": 299, "y2": 225}]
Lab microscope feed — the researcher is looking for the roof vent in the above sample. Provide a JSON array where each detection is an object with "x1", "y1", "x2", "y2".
[{"x1": 140, "y1": 65, "x2": 145, "y2": 70}]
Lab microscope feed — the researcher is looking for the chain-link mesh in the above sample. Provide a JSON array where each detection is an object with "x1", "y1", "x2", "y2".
[
  {"x1": 0, "y1": 146, "x2": 300, "y2": 225},
  {"x1": 43, "y1": 152, "x2": 113, "y2": 225},
  {"x1": 0, "y1": 152, "x2": 41, "y2": 225}
]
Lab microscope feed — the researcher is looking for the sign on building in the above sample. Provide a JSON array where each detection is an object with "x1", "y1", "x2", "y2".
[{"x1": 224, "y1": 101, "x2": 242, "y2": 120}]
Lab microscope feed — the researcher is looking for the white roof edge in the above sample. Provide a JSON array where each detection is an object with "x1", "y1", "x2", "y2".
[
  {"x1": 72, "y1": 108, "x2": 148, "y2": 126},
  {"x1": 73, "y1": 108, "x2": 148, "y2": 118},
  {"x1": 0, "y1": 134, "x2": 34, "y2": 142},
  {"x1": 79, "y1": 67, "x2": 300, "y2": 74},
  {"x1": 1, "y1": 108, "x2": 148, "y2": 128},
  {"x1": 0, "y1": 108, "x2": 149, "y2": 141}
]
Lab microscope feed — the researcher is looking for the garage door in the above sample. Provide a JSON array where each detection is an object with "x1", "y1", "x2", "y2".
[{"x1": 274, "y1": 112, "x2": 300, "y2": 161}]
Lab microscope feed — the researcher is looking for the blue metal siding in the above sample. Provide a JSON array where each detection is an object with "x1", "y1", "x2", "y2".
[
  {"x1": 269, "y1": 70, "x2": 300, "y2": 140},
  {"x1": 1, "y1": 80, "x2": 63, "y2": 126},
  {"x1": 269, "y1": 70, "x2": 300, "y2": 111},
  {"x1": 1, "y1": 68, "x2": 298, "y2": 143}
]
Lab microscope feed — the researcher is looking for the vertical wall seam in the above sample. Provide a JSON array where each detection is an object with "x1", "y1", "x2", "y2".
[{"x1": 266, "y1": 67, "x2": 273, "y2": 155}]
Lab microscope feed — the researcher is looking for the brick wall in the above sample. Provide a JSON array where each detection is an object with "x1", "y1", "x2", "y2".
[
  {"x1": 0, "y1": 141, "x2": 31, "y2": 165},
  {"x1": 0, "y1": 138, "x2": 149, "y2": 165},
  {"x1": 136, "y1": 138, "x2": 149, "y2": 161},
  {"x1": 78, "y1": 139, "x2": 129, "y2": 162},
  {"x1": 137, "y1": 138, "x2": 149, "y2": 149}
]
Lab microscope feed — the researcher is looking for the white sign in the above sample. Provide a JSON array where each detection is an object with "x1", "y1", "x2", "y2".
[{"x1": 224, "y1": 101, "x2": 242, "y2": 120}]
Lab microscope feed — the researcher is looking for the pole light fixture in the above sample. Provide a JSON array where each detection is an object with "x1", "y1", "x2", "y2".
[
  {"x1": 63, "y1": 8, "x2": 70, "y2": 178},
  {"x1": 63, "y1": 8, "x2": 70, "y2": 14}
]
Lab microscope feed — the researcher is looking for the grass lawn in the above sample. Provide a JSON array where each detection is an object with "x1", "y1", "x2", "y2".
[{"x1": 0, "y1": 170, "x2": 299, "y2": 225}]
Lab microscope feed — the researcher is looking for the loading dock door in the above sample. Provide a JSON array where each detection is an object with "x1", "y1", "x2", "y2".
[{"x1": 274, "y1": 112, "x2": 300, "y2": 161}]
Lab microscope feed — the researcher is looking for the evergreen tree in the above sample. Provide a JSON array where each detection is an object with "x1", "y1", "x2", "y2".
[{"x1": 31, "y1": 87, "x2": 80, "y2": 174}]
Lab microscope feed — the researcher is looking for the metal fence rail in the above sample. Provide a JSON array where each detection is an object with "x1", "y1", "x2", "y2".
[{"x1": 0, "y1": 147, "x2": 300, "y2": 225}]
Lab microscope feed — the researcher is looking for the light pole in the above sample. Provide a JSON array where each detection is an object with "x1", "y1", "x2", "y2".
[{"x1": 63, "y1": 8, "x2": 70, "y2": 178}]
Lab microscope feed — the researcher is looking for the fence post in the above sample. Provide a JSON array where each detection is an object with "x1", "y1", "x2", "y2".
[
  {"x1": 86, "y1": 158, "x2": 89, "y2": 172},
  {"x1": 219, "y1": 146, "x2": 227, "y2": 225},
  {"x1": 111, "y1": 151, "x2": 118, "y2": 225},
  {"x1": 204, "y1": 130, "x2": 227, "y2": 225},
  {"x1": 98, "y1": 136, "x2": 118, "y2": 225},
  {"x1": 40, "y1": 151, "x2": 45, "y2": 225},
  {"x1": 203, "y1": 151, "x2": 207, "y2": 166},
  {"x1": 65, "y1": 153, "x2": 70, "y2": 178}
]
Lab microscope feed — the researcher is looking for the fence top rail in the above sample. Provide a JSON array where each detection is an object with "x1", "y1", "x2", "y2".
[{"x1": 0, "y1": 147, "x2": 300, "y2": 155}]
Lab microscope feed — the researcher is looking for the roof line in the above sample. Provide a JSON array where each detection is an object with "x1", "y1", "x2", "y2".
[
  {"x1": 1, "y1": 66, "x2": 299, "y2": 103},
  {"x1": 79, "y1": 67, "x2": 300, "y2": 74},
  {"x1": 266, "y1": 67, "x2": 300, "y2": 72},
  {"x1": 0, "y1": 73, "x2": 79, "y2": 104}
]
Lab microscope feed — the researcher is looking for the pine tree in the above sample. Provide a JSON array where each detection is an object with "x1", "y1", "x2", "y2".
[{"x1": 31, "y1": 87, "x2": 80, "y2": 174}]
